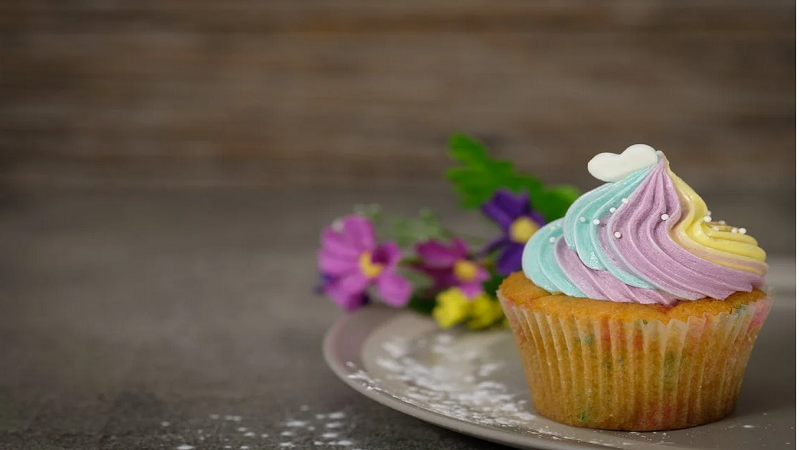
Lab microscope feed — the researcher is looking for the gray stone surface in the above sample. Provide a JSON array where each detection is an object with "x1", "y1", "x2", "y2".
[
  {"x1": 0, "y1": 187, "x2": 793, "y2": 450},
  {"x1": 0, "y1": 187, "x2": 515, "y2": 450}
]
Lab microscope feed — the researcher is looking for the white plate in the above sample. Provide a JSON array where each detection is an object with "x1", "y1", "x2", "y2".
[{"x1": 323, "y1": 291, "x2": 795, "y2": 450}]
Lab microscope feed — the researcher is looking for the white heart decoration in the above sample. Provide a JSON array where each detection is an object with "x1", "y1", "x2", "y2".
[{"x1": 587, "y1": 144, "x2": 659, "y2": 182}]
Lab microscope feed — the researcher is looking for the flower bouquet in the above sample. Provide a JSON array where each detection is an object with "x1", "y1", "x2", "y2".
[{"x1": 317, "y1": 134, "x2": 580, "y2": 330}]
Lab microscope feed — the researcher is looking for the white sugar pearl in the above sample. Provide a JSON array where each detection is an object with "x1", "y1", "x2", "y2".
[
  {"x1": 660, "y1": 214, "x2": 669, "y2": 221},
  {"x1": 621, "y1": 198, "x2": 629, "y2": 204},
  {"x1": 712, "y1": 226, "x2": 720, "y2": 231},
  {"x1": 609, "y1": 207, "x2": 616, "y2": 213},
  {"x1": 719, "y1": 220, "x2": 726, "y2": 225},
  {"x1": 739, "y1": 228, "x2": 746, "y2": 234},
  {"x1": 579, "y1": 217, "x2": 586, "y2": 223},
  {"x1": 592, "y1": 219, "x2": 600, "y2": 225},
  {"x1": 614, "y1": 231, "x2": 622, "y2": 238},
  {"x1": 731, "y1": 228, "x2": 739, "y2": 233},
  {"x1": 549, "y1": 237, "x2": 556, "y2": 243},
  {"x1": 703, "y1": 216, "x2": 711, "y2": 222}
]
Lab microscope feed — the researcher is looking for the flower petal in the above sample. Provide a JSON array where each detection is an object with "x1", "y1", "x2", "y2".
[
  {"x1": 467, "y1": 294, "x2": 505, "y2": 330},
  {"x1": 321, "y1": 228, "x2": 361, "y2": 258},
  {"x1": 460, "y1": 282, "x2": 484, "y2": 298},
  {"x1": 528, "y1": 210, "x2": 547, "y2": 228},
  {"x1": 452, "y1": 238, "x2": 470, "y2": 256},
  {"x1": 496, "y1": 243, "x2": 525, "y2": 275},
  {"x1": 473, "y1": 264, "x2": 491, "y2": 284},
  {"x1": 375, "y1": 271, "x2": 413, "y2": 307},
  {"x1": 413, "y1": 265, "x2": 455, "y2": 290},
  {"x1": 315, "y1": 273, "x2": 336, "y2": 294},
  {"x1": 433, "y1": 287, "x2": 471, "y2": 328},
  {"x1": 481, "y1": 202, "x2": 513, "y2": 228},
  {"x1": 482, "y1": 236, "x2": 511, "y2": 256},
  {"x1": 415, "y1": 240, "x2": 460, "y2": 267},
  {"x1": 325, "y1": 272, "x2": 371, "y2": 310},
  {"x1": 481, "y1": 190, "x2": 529, "y2": 228},
  {"x1": 341, "y1": 215, "x2": 376, "y2": 252},
  {"x1": 373, "y1": 242, "x2": 402, "y2": 268},
  {"x1": 496, "y1": 189, "x2": 530, "y2": 216},
  {"x1": 318, "y1": 249, "x2": 359, "y2": 276}
]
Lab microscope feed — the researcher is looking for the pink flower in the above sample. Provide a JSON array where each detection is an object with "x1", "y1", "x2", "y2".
[
  {"x1": 318, "y1": 215, "x2": 412, "y2": 310},
  {"x1": 413, "y1": 238, "x2": 489, "y2": 298}
]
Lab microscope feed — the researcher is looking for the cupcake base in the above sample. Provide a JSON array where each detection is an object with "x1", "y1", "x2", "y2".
[{"x1": 499, "y1": 275, "x2": 772, "y2": 431}]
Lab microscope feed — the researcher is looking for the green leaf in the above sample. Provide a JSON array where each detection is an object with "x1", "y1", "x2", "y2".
[
  {"x1": 353, "y1": 204, "x2": 384, "y2": 227},
  {"x1": 449, "y1": 134, "x2": 490, "y2": 164},
  {"x1": 406, "y1": 291, "x2": 436, "y2": 316},
  {"x1": 481, "y1": 272, "x2": 505, "y2": 298},
  {"x1": 382, "y1": 209, "x2": 452, "y2": 248},
  {"x1": 446, "y1": 133, "x2": 580, "y2": 221},
  {"x1": 531, "y1": 185, "x2": 582, "y2": 222}
]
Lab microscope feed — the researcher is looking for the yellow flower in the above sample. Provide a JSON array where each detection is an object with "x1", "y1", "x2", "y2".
[
  {"x1": 467, "y1": 293, "x2": 506, "y2": 330},
  {"x1": 433, "y1": 287, "x2": 472, "y2": 328},
  {"x1": 433, "y1": 287, "x2": 506, "y2": 330}
]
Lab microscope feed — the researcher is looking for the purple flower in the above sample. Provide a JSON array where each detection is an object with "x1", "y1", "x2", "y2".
[
  {"x1": 413, "y1": 238, "x2": 489, "y2": 298},
  {"x1": 316, "y1": 272, "x2": 335, "y2": 294},
  {"x1": 482, "y1": 189, "x2": 546, "y2": 275},
  {"x1": 316, "y1": 272, "x2": 369, "y2": 308},
  {"x1": 318, "y1": 215, "x2": 412, "y2": 311}
]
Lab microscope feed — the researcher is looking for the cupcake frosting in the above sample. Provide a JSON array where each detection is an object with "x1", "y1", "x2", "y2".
[{"x1": 522, "y1": 145, "x2": 767, "y2": 305}]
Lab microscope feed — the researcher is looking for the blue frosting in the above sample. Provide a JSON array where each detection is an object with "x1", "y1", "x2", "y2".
[
  {"x1": 522, "y1": 164, "x2": 656, "y2": 296},
  {"x1": 521, "y1": 219, "x2": 584, "y2": 297},
  {"x1": 562, "y1": 166, "x2": 653, "y2": 288}
]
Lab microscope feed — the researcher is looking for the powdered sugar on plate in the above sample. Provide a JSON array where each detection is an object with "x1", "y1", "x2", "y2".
[{"x1": 348, "y1": 331, "x2": 567, "y2": 436}]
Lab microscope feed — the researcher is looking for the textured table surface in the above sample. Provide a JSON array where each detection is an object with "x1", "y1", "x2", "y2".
[{"x1": 0, "y1": 187, "x2": 794, "y2": 450}]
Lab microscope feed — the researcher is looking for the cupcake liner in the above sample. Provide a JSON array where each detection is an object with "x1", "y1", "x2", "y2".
[{"x1": 500, "y1": 292, "x2": 772, "y2": 431}]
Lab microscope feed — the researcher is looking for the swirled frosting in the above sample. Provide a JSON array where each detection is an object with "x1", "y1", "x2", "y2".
[{"x1": 522, "y1": 149, "x2": 767, "y2": 305}]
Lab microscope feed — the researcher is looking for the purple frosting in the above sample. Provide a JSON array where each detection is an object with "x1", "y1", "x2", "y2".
[
  {"x1": 602, "y1": 161, "x2": 761, "y2": 300},
  {"x1": 540, "y1": 158, "x2": 764, "y2": 305}
]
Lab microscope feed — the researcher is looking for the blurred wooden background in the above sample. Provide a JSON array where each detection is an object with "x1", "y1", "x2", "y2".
[
  {"x1": 0, "y1": 0, "x2": 795, "y2": 254},
  {"x1": 0, "y1": 0, "x2": 794, "y2": 191}
]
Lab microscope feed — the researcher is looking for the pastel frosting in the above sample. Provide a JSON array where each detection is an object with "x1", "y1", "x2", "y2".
[{"x1": 522, "y1": 149, "x2": 767, "y2": 305}]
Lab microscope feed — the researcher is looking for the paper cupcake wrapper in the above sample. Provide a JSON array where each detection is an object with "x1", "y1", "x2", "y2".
[{"x1": 500, "y1": 292, "x2": 772, "y2": 431}]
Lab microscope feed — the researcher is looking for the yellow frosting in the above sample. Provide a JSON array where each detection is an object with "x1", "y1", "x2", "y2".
[{"x1": 667, "y1": 167, "x2": 767, "y2": 275}]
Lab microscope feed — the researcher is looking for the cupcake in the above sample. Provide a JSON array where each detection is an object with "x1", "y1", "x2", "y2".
[{"x1": 499, "y1": 144, "x2": 771, "y2": 431}]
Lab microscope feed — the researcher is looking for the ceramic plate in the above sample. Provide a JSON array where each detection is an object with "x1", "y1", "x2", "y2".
[{"x1": 324, "y1": 283, "x2": 795, "y2": 450}]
